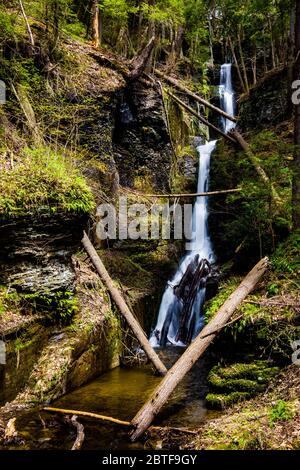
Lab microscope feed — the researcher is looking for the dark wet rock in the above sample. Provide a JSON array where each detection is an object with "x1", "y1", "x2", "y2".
[
  {"x1": 113, "y1": 82, "x2": 172, "y2": 191},
  {"x1": 0, "y1": 216, "x2": 86, "y2": 294},
  {"x1": 239, "y1": 67, "x2": 291, "y2": 130}
]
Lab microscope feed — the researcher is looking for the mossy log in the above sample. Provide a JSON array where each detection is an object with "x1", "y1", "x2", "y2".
[
  {"x1": 130, "y1": 257, "x2": 269, "y2": 441},
  {"x1": 82, "y1": 232, "x2": 167, "y2": 376}
]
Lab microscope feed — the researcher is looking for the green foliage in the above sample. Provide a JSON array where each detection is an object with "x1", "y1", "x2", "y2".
[
  {"x1": 0, "y1": 147, "x2": 95, "y2": 218},
  {"x1": 101, "y1": 0, "x2": 137, "y2": 24},
  {"x1": 204, "y1": 277, "x2": 241, "y2": 323},
  {"x1": 269, "y1": 400, "x2": 296, "y2": 426},
  {"x1": 210, "y1": 130, "x2": 293, "y2": 262},
  {"x1": 0, "y1": 285, "x2": 78, "y2": 322},
  {"x1": 271, "y1": 231, "x2": 300, "y2": 275},
  {"x1": 0, "y1": 9, "x2": 16, "y2": 39},
  {"x1": 23, "y1": 290, "x2": 78, "y2": 320}
]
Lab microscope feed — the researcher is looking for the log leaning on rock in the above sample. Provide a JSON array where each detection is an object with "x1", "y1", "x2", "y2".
[
  {"x1": 82, "y1": 232, "x2": 167, "y2": 376},
  {"x1": 130, "y1": 257, "x2": 269, "y2": 441}
]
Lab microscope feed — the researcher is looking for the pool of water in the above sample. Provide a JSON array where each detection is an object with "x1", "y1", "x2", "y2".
[{"x1": 4, "y1": 348, "x2": 214, "y2": 450}]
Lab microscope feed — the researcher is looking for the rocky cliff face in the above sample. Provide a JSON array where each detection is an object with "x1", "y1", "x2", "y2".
[
  {"x1": 238, "y1": 67, "x2": 291, "y2": 130},
  {"x1": 114, "y1": 81, "x2": 172, "y2": 190},
  {"x1": 0, "y1": 216, "x2": 85, "y2": 294},
  {"x1": 0, "y1": 40, "x2": 178, "y2": 410}
]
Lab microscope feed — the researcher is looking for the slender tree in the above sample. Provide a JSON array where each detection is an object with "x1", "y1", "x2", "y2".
[
  {"x1": 18, "y1": 0, "x2": 35, "y2": 48},
  {"x1": 91, "y1": 0, "x2": 102, "y2": 48}
]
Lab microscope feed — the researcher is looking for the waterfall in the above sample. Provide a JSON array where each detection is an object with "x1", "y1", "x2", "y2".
[
  {"x1": 150, "y1": 64, "x2": 235, "y2": 348},
  {"x1": 219, "y1": 64, "x2": 236, "y2": 133}
]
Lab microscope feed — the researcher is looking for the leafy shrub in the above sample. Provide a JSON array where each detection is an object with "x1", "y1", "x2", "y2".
[{"x1": 269, "y1": 400, "x2": 296, "y2": 426}]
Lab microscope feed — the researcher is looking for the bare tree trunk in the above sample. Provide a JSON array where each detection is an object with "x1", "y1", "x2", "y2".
[
  {"x1": 268, "y1": 16, "x2": 276, "y2": 69},
  {"x1": 142, "y1": 188, "x2": 241, "y2": 198},
  {"x1": 237, "y1": 31, "x2": 249, "y2": 93},
  {"x1": 251, "y1": 46, "x2": 257, "y2": 86},
  {"x1": 228, "y1": 36, "x2": 246, "y2": 93},
  {"x1": 130, "y1": 257, "x2": 269, "y2": 441},
  {"x1": 18, "y1": 0, "x2": 35, "y2": 48},
  {"x1": 82, "y1": 232, "x2": 167, "y2": 376},
  {"x1": 288, "y1": 4, "x2": 296, "y2": 107},
  {"x1": 293, "y1": 0, "x2": 300, "y2": 229},
  {"x1": 65, "y1": 416, "x2": 85, "y2": 451},
  {"x1": 167, "y1": 25, "x2": 184, "y2": 68},
  {"x1": 91, "y1": 0, "x2": 101, "y2": 48},
  {"x1": 11, "y1": 83, "x2": 43, "y2": 146}
]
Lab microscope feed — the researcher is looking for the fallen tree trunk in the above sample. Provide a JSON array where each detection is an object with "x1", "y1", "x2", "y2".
[
  {"x1": 167, "y1": 90, "x2": 236, "y2": 144},
  {"x1": 82, "y1": 232, "x2": 167, "y2": 376},
  {"x1": 129, "y1": 36, "x2": 156, "y2": 81},
  {"x1": 66, "y1": 415, "x2": 85, "y2": 450},
  {"x1": 230, "y1": 128, "x2": 282, "y2": 207},
  {"x1": 130, "y1": 257, "x2": 269, "y2": 441},
  {"x1": 154, "y1": 69, "x2": 237, "y2": 123},
  {"x1": 43, "y1": 407, "x2": 197, "y2": 435},
  {"x1": 142, "y1": 188, "x2": 242, "y2": 198}
]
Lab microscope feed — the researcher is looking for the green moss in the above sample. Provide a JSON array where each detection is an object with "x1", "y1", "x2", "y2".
[
  {"x1": 0, "y1": 285, "x2": 78, "y2": 322},
  {"x1": 206, "y1": 392, "x2": 252, "y2": 410},
  {"x1": 206, "y1": 362, "x2": 280, "y2": 410},
  {"x1": 203, "y1": 277, "x2": 241, "y2": 323},
  {"x1": 0, "y1": 147, "x2": 95, "y2": 218},
  {"x1": 215, "y1": 361, "x2": 280, "y2": 382},
  {"x1": 208, "y1": 373, "x2": 266, "y2": 393}
]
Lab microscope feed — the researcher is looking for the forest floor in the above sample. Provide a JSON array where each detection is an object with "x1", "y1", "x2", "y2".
[{"x1": 148, "y1": 365, "x2": 300, "y2": 450}]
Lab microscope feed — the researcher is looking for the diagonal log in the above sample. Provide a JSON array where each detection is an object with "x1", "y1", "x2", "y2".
[
  {"x1": 82, "y1": 232, "x2": 167, "y2": 376},
  {"x1": 154, "y1": 69, "x2": 237, "y2": 123},
  {"x1": 43, "y1": 407, "x2": 197, "y2": 435},
  {"x1": 141, "y1": 189, "x2": 242, "y2": 198},
  {"x1": 166, "y1": 90, "x2": 236, "y2": 144},
  {"x1": 130, "y1": 257, "x2": 269, "y2": 441},
  {"x1": 18, "y1": 0, "x2": 35, "y2": 48}
]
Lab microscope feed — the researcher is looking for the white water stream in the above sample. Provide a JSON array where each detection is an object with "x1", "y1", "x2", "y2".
[{"x1": 150, "y1": 64, "x2": 235, "y2": 347}]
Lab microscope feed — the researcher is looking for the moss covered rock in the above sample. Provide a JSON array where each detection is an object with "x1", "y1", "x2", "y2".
[
  {"x1": 206, "y1": 361, "x2": 280, "y2": 410},
  {"x1": 0, "y1": 147, "x2": 95, "y2": 218}
]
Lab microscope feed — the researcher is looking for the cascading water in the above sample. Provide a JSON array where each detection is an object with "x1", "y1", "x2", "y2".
[
  {"x1": 150, "y1": 64, "x2": 235, "y2": 348},
  {"x1": 219, "y1": 63, "x2": 236, "y2": 133}
]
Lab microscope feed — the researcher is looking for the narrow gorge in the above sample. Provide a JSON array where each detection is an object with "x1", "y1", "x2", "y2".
[{"x1": 0, "y1": 0, "x2": 299, "y2": 455}]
